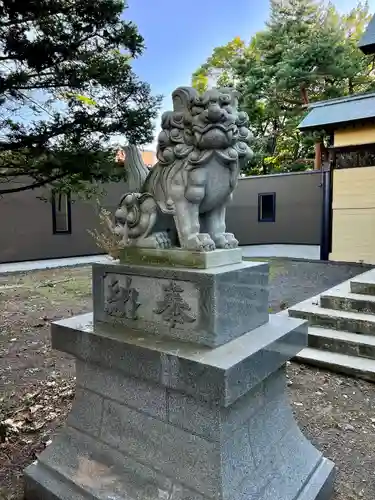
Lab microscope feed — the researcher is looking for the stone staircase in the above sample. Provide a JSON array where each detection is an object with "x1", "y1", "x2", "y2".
[{"x1": 283, "y1": 268, "x2": 375, "y2": 382}]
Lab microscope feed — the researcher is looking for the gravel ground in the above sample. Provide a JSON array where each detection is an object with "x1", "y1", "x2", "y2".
[
  {"x1": 265, "y1": 259, "x2": 371, "y2": 312},
  {"x1": 0, "y1": 259, "x2": 374, "y2": 500}
]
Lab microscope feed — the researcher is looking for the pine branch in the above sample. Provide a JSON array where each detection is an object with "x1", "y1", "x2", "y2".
[{"x1": 0, "y1": 173, "x2": 67, "y2": 195}]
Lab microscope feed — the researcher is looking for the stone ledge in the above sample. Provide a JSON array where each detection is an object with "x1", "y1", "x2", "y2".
[
  {"x1": 289, "y1": 296, "x2": 375, "y2": 335},
  {"x1": 119, "y1": 247, "x2": 243, "y2": 269},
  {"x1": 51, "y1": 313, "x2": 307, "y2": 406},
  {"x1": 296, "y1": 347, "x2": 375, "y2": 383},
  {"x1": 296, "y1": 457, "x2": 335, "y2": 500},
  {"x1": 24, "y1": 461, "x2": 90, "y2": 500},
  {"x1": 350, "y1": 268, "x2": 375, "y2": 295}
]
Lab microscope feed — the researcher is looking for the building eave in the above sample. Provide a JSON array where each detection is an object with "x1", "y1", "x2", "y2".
[{"x1": 298, "y1": 92, "x2": 375, "y2": 132}]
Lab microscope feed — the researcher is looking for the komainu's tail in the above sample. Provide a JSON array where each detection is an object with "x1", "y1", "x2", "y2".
[{"x1": 123, "y1": 145, "x2": 150, "y2": 193}]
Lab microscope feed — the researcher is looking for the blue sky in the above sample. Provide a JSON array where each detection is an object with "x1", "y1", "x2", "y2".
[{"x1": 126, "y1": 0, "x2": 375, "y2": 148}]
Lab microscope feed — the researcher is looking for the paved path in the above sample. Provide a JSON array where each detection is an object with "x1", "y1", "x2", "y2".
[
  {"x1": 0, "y1": 244, "x2": 320, "y2": 274},
  {"x1": 0, "y1": 254, "x2": 111, "y2": 274},
  {"x1": 242, "y1": 244, "x2": 320, "y2": 260}
]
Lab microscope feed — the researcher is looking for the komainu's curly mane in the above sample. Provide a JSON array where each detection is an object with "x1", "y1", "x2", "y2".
[{"x1": 144, "y1": 86, "x2": 253, "y2": 214}]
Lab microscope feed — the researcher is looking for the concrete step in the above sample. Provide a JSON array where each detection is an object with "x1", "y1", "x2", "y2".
[
  {"x1": 308, "y1": 327, "x2": 375, "y2": 359},
  {"x1": 321, "y1": 293, "x2": 375, "y2": 314},
  {"x1": 351, "y1": 269, "x2": 375, "y2": 296},
  {"x1": 295, "y1": 347, "x2": 375, "y2": 383},
  {"x1": 288, "y1": 300, "x2": 375, "y2": 336},
  {"x1": 320, "y1": 280, "x2": 375, "y2": 314}
]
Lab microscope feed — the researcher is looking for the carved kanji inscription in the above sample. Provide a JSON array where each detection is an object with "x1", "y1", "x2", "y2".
[{"x1": 154, "y1": 281, "x2": 196, "y2": 328}]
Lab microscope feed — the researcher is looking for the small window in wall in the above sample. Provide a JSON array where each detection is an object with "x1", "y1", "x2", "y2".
[
  {"x1": 52, "y1": 191, "x2": 71, "y2": 234},
  {"x1": 258, "y1": 193, "x2": 276, "y2": 222}
]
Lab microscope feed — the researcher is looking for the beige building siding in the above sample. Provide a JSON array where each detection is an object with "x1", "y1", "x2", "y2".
[
  {"x1": 330, "y1": 166, "x2": 375, "y2": 264},
  {"x1": 334, "y1": 124, "x2": 375, "y2": 148}
]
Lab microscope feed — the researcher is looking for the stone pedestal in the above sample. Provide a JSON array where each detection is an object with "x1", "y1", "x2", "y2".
[
  {"x1": 24, "y1": 256, "x2": 335, "y2": 500},
  {"x1": 92, "y1": 260, "x2": 269, "y2": 347}
]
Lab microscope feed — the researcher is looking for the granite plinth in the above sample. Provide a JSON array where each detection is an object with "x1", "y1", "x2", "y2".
[
  {"x1": 119, "y1": 247, "x2": 243, "y2": 269},
  {"x1": 24, "y1": 314, "x2": 334, "y2": 500},
  {"x1": 92, "y1": 260, "x2": 269, "y2": 348},
  {"x1": 50, "y1": 312, "x2": 305, "y2": 405}
]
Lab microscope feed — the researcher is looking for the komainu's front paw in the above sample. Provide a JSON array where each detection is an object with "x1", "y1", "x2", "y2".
[
  {"x1": 136, "y1": 232, "x2": 171, "y2": 249},
  {"x1": 214, "y1": 233, "x2": 239, "y2": 249},
  {"x1": 186, "y1": 233, "x2": 216, "y2": 252}
]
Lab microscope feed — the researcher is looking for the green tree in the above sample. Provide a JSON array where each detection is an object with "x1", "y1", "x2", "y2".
[
  {"x1": 192, "y1": 0, "x2": 375, "y2": 175},
  {"x1": 192, "y1": 37, "x2": 246, "y2": 92},
  {"x1": 0, "y1": 0, "x2": 161, "y2": 195},
  {"x1": 237, "y1": 0, "x2": 351, "y2": 174},
  {"x1": 334, "y1": 2, "x2": 375, "y2": 95}
]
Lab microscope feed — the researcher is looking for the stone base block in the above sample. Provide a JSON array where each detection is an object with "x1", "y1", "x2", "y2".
[
  {"x1": 24, "y1": 313, "x2": 335, "y2": 500},
  {"x1": 92, "y1": 260, "x2": 269, "y2": 347},
  {"x1": 119, "y1": 247, "x2": 243, "y2": 269},
  {"x1": 24, "y1": 427, "x2": 334, "y2": 500}
]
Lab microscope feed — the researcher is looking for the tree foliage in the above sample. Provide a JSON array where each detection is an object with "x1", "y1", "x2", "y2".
[
  {"x1": 0, "y1": 0, "x2": 161, "y2": 195},
  {"x1": 192, "y1": 0, "x2": 375, "y2": 175},
  {"x1": 192, "y1": 37, "x2": 246, "y2": 92}
]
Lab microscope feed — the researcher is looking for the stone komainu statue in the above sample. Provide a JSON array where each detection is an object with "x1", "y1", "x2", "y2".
[{"x1": 114, "y1": 86, "x2": 253, "y2": 252}]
